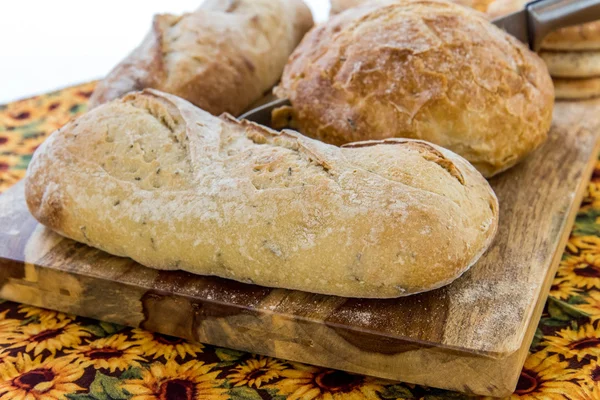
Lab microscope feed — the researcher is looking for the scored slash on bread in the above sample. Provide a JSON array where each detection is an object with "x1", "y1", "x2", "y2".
[{"x1": 25, "y1": 89, "x2": 498, "y2": 298}]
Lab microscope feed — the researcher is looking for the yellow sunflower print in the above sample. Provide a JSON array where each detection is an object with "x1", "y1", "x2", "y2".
[
  {"x1": 265, "y1": 362, "x2": 388, "y2": 400},
  {"x1": 549, "y1": 280, "x2": 582, "y2": 301},
  {"x1": 567, "y1": 236, "x2": 600, "y2": 256},
  {"x1": 0, "y1": 98, "x2": 44, "y2": 128},
  {"x1": 121, "y1": 359, "x2": 227, "y2": 400},
  {"x1": 510, "y1": 352, "x2": 589, "y2": 400},
  {"x1": 130, "y1": 329, "x2": 204, "y2": 360},
  {"x1": 17, "y1": 305, "x2": 70, "y2": 322},
  {"x1": 589, "y1": 185, "x2": 600, "y2": 208},
  {"x1": 0, "y1": 353, "x2": 85, "y2": 400},
  {"x1": 65, "y1": 334, "x2": 146, "y2": 373},
  {"x1": 0, "y1": 170, "x2": 26, "y2": 193},
  {"x1": 0, "y1": 309, "x2": 21, "y2": 339},
  {"x1": 0, "y1": 153, "x2": 22, "y2": 171},
  {"x1": 580, "y1": 361, "x2": 600, "y2": 393},
  {"x1": 5, "y1": 318, "x2": 91, "y2": 356},
  {"x1": 557, "y1": 254, "x2": 600, "y2": 290},
  {"x1": 227, "y1": 356, "x2": 287, "y2": 388},
  {"x1": 572, "y1": 290, "x2": 600, "y2": 322},
  {"x1": 0, "y1": 132, "x2": 20, "y2": 154},
  {"x1": 543, "y1": 324, "x2": 600, "y2": 361},
  {"x1": 18, "y1": 132, "x2": 50, "y2": 156}
]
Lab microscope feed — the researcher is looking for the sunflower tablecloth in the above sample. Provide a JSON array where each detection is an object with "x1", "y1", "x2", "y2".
[{"x1": 1, "y1": 82, "x2": 600, "y2": 400}]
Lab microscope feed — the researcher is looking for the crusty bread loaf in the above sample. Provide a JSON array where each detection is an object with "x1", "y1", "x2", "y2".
[
  {"x1": 540, "y1": 51, "x2": 600, "y2": 78},
  {"x1": 276, "y1": 0, "x2": 554, "y2": 178},
  {"x1": 88, "y1": 0, "x2": 313, "y2": 116},
  {"x1": 554, "y1": 77, "x2": 600, "y2": 100},
  {"x1": 25, "y1": 90, "x2": 498, "y2": 298}
]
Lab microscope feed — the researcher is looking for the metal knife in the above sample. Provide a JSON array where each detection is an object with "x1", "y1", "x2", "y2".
[
  {"x1": 494, "y1": 0, "x2": 600, "y2": 51},
  {"x1": 240, "y1": 0, "x2": 600, "y2": 123}
]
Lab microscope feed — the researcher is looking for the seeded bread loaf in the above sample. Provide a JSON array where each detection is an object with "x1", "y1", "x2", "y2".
[
  {"x1": 89, "y1": 0, "x2": 313, "y2": 116},
  {"x1": 276, "y1": 0, "x2": 554, "y2": 177},
  {"x1": 25, "y1": 90, "x2": 498, "y2": 298}
]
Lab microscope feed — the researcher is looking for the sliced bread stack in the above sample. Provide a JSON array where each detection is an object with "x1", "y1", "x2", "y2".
[{"x1": 539, "y1": 22, "x2": 600, "y2": 100}]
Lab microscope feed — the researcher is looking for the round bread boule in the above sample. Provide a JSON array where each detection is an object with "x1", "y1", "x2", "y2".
[{"x1": 276, "y1": 0, "x2": 554, "y2": 177}]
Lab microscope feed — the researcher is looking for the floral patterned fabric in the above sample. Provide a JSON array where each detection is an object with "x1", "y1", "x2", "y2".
[{"x1": 1, "y1": 83, "x2": 600, "y2": 400}]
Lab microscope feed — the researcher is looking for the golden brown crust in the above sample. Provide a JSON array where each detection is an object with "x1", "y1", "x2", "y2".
[
  {"x1": 554, "y1": 77, "x2": 600, "y2": 100},
  {"x1": 277, "y1": 0, "x2": 554, "y2": 177},
  {"x1": 25, "y1": 89, "x2": 498, "y2": 298},
  {"x1": 89, "y1": 0, "x2": 314, "y2": 116}
]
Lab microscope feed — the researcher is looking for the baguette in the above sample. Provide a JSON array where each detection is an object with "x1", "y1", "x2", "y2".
[
  {"x1": 26, "y1": 90, "x2": 498, "y2": 298},
  {"x1": 88, "y1": 0, "x2": 313, "y2": 116}
]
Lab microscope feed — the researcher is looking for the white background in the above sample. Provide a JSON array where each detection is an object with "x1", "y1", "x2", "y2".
[{"x1": 0, "y1": 0, "x2": 330, "y2": 104}]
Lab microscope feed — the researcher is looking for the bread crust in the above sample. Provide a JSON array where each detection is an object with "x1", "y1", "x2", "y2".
[
  {"x1": 25, "y1": 90, "x2": 498, "y2": 298},
  {"x1": 540, "y1": 51, "x2": 600, "y2": 78},
  {"x1": 277, "y1": 0, "x2": 554, "y2": 177},
  {"x1": 554, "y1": 77, "x2": 600, "y2": 100},
  {"x1": 88, "y1": 0, "x2": 313, "y2": 116}
]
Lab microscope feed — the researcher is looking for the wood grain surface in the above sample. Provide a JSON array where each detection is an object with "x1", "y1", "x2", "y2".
[{"x1": 0, "y1": 100, "x2": 599, "y2": 397}]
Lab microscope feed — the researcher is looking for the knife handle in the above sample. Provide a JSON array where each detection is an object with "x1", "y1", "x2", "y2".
[{"x1": 528, "y1": 0, "x2": 600, "y2": 51}]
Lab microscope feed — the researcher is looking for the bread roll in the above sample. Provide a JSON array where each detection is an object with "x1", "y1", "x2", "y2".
[
  {"x1": 25, "y1": 90, "x2": 498, "y2": 298},
  {"x1": 88, "y1": 0, "x2": 313, "y2": 116},
  {"x1": 540, "y1": 51, "x2": 600, "y2": 78},
  {"x1": 276, "y1": 0, "x2": 554, "y2": 178}
]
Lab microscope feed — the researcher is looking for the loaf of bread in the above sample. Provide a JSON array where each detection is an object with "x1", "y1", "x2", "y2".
[
  {"x1": 25, "y1": 90, "x2": 498, "y2": 298},
  {"x1": 88, "y1": 0, "x2": 313, "y2": 116},
  {"x1": 276, "y1": 0, "x2": 554, "y2": 177}
]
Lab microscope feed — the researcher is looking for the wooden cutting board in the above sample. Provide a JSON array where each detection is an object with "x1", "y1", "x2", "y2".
[{"x1": 1, "y1": 100, "x2": 599, "y2": 398}]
